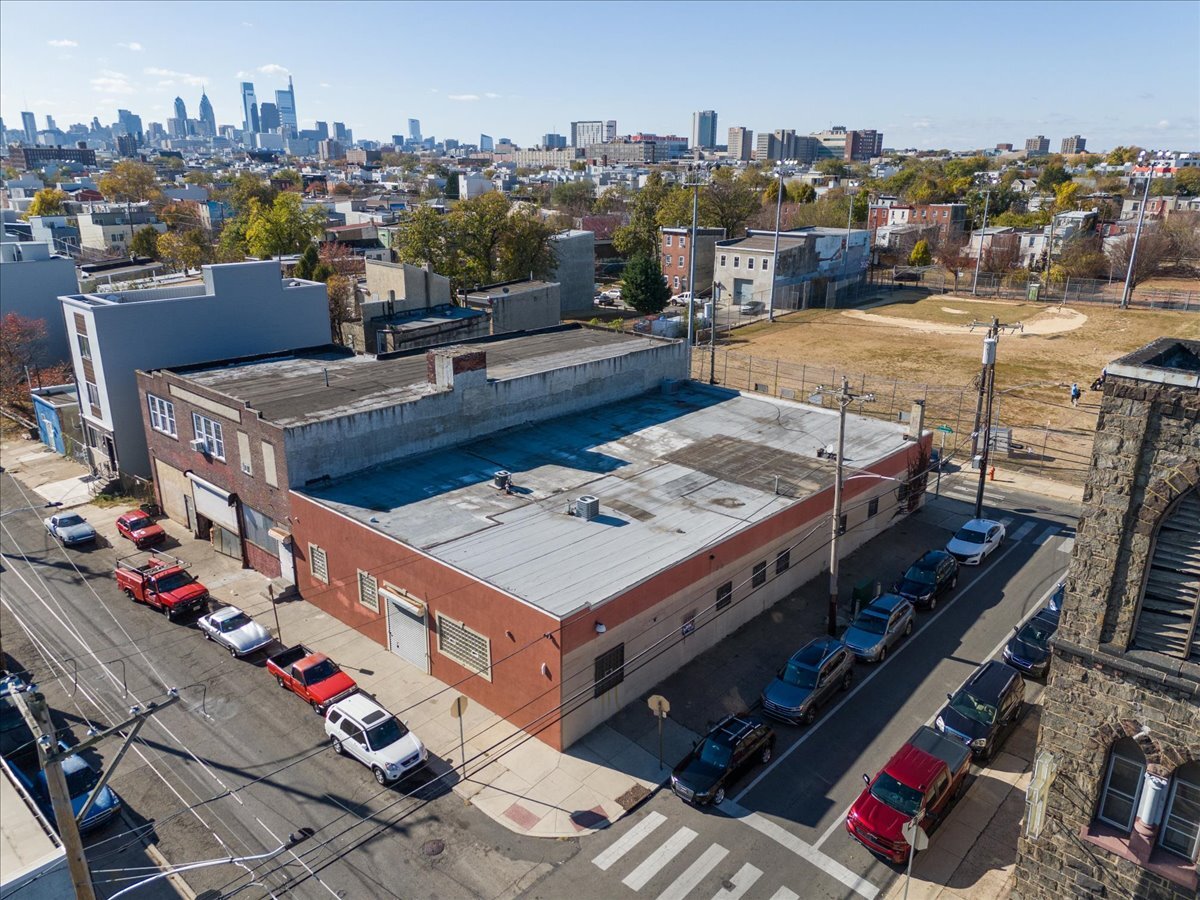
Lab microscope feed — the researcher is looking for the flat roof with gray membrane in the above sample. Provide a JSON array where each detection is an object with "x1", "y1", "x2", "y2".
[
  {"x1": 302, "y1": 383, "x2": 913, "y2": 618},
  {"x1": 170, "y1": 326, "x2": 654, "y2": 427}
]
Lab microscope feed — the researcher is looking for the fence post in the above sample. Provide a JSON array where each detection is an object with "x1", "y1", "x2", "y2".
[{"x1": 774, "y1": 359, "x2": 780, "y2": 395}]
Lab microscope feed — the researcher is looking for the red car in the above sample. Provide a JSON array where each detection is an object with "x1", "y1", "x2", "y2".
[{"x1": 116, "y1": 510, "x2": 166, "y2": 548}]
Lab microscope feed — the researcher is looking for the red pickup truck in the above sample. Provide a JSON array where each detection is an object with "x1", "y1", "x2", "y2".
[
  {"x1": 266, "y1": 645, "x2": 358, "y2": 714},
  {"x1": 115, "y1": 554, "x2": 209, "y2": 621},
  {"x1": 846, "y1": 725, "x2": 972, "y2": 863}
]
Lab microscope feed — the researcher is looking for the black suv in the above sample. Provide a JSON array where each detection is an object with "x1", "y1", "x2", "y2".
[
  {"x1": 894, "y1": 550, "x2": 959, "y2": 609},
  {"x1": 670, "y1": 715, "x2": 775, "y2": 807},
  {"x1": 1003, "y1": 583, "x2": 1063, "y2": 678},
  {"x1": 935, "y1": 660, "x2": 1025, "y2": 760}
]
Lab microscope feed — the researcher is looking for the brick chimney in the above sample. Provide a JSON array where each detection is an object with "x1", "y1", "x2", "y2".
[{"x1": 427, "y1": 346, "x2": 487, "y2": 391}]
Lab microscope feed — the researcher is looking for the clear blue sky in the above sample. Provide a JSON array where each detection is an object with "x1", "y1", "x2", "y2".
[{"x1": 2, "y1": 0, "x2": 1197, "y2": 152}]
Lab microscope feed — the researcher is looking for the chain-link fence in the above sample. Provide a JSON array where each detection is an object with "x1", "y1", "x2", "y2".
[{"x1": 689, "y1": 348, "x2": 1097, "y2": 485}]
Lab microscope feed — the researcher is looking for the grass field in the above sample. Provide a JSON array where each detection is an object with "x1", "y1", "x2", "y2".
[{"x1": 701, "y1": 290, "x2": 1200, "y2": 483}]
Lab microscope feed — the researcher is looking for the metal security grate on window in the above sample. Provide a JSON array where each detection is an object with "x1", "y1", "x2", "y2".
[
  {"x1": 753, "y1": 561, "x2": 767, "y2": 588},
  {"x1": 437, "y1": 614, "x2": 491, "y2": 679},
  {"x1": 594, "y1": 644, "x2": 625, "y2": 698},
  {"x1": 358, "y1": 570, "x2": 379, "y2": 612},
  {"x1": 716, "y1": 581, "x2": 732, "y2": 610},
  {"x1": 309, "y1": 544, "x2": 328, "y2": 584},
  {"x1": 1133, "y1": 491, "x2": 1200, "y2": 660}
]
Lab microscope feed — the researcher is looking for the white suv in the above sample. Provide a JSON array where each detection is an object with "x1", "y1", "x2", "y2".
[{"x1": 325, "y1": 694, "x2": 427, "y2": 784}]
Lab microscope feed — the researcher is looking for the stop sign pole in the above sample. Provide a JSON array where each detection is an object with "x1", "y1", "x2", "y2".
[{"x1": 647, "y1": 695, "x2": 670, "y2": 770}]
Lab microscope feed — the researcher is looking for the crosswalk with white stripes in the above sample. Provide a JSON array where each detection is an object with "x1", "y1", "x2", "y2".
[{"x1": 592, "y1": 811, "x2": 803, "y2": 900}]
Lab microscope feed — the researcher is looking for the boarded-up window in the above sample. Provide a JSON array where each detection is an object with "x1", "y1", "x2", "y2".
[
  {"x1": 261, "y1": 441, "x2": 278, "y2": 487},
  {"x1": 242, "y1": 505, "x2": 278, "y2": 555},
  {"x1": 775, "y1": 549, "x2": 791, "y2": 575},
  {"x1": 752, "y1": 561, "x2": 767, "y2": 587},
  {"x1": 436, "y1": 614, "x2": 491, "y2": 680},
  {"x1": 716, "y1": 581, "x2": 732, "y2": 610},
  {"x1": 358, "y1": 570, "x2": 379, "y2": 612},
  {"x1": 236, "y1": 431, "x2": 252, "y2": 476},
  {"x1": 1133, "y1": 490, "x2": 1200, "y2": 660},
  {"x1": 309, "y1": 543, "x2": 328, "y2": 584}
]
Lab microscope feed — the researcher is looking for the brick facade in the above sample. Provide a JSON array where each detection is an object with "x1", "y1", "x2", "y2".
[{"x1": 1012, "y1": 341, "x2": 1200, "y2": 900}]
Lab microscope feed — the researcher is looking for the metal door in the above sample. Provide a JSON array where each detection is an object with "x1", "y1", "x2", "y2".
[
  {"x1": 734, "y1": 278, "x2": 754, "y2": 302},
  {"x1": 277, "y1": 538, "x2": 295, "y2": 584},
  {"x1": 385, "y1": 592, "x2": 429, "y2": 673}
]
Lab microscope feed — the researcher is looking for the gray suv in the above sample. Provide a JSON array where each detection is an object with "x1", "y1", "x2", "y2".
[{"x1": 761, "y1": 637, "x2": 854, "y2": 725}]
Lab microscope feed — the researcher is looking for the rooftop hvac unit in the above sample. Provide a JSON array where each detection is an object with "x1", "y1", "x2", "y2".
[
  {"x1": 493, "y1": 470, "x2": 511, "y2": 490},
  {"x1": 575, "y1": 495, "x2": 600, "y2": 521}
]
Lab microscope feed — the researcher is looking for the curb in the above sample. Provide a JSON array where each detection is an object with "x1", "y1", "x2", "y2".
[{"x1": 118, "y1": 810, "x2": 196, "y2": 900}]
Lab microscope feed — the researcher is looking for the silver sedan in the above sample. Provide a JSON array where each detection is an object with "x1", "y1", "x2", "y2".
[{"x1": 197, "y1": 606, "x2": 273, "y2": 657}]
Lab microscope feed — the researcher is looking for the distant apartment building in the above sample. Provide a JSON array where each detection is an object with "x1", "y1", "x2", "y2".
[
  {"x1": 866, "y1": 203, "x2": 968, "y2": 238},
  {"x1": 318, "y1": 139, "x2": 343, "y2": 160},
  {"x1": 629, "y1": 133, "x2": 688, "y2": 160},
  {"x1": 660, "y1": 226, "x2": 726, "y2": 296},
  {"x1": 458, "y1": 174, "x2": 495, "y2": 200},
  {"x1": 692, "y1": 110, "x2": 718, "y2": 150},
  {"x1": 755, "y1": 132, "x2": 779, "y2": 162},
  {"x1": 1025, "y1": 135, "x2": 1051, "y2": 154},
  {"x1": 811, "y1": 127, "x2": 881, "y2": 161},
  {"x1": 9, "y1": 144, "x2": 97, "y2": 170},
  {"x1": 479, "y1": 134, "x2": 494, "y2": 152},
  {"x1": 59, "y1": 260, "x2": 331, "y2": 481},
  {"x1": 728, "y1": 127, "x2": 754, "y2": 162},
  {"x1": 996, "y1": 143, "x2": 1015, "y2": 152},
  {"x1": 1060, "y1": 135, "x2": 1087, "y2": 154},
  {"x1": 76, "y1": 209, "x2": 167, "y2": 253},
  {"x1": 0, "y1": 242, "x2": 79, "y2": 365},
  {"x1": 571, "y1": 120, "x2": 606, "y2": 148},
  {"x1": 542, "y1": 133, "x2": 567, "y2": 149},
  {"x1": 585, "y1": 141, "x2": 655, "y2": 164},
  {"x1": 605, "y1": 120, "x2": 617, "y2": 142},
  {"x1": 510, "y1": 148, "x2": 584, "y2": 168}
]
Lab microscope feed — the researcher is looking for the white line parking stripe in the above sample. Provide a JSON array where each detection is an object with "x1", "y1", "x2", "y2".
[
  {"x1": 735, "y1": 811, "x2": 879, "y2": 900},
  {"x1": 623, "y1": 827, "x2": 697, "y2": 891},
  {"x1": 998, "y1": 516, "x2": 1015, "y2": 528},
  {"x1": 1058, "y1": 537, "x2": 1076, "y2": 554},
  {"x1": 1010, "y1": 521, "x2": 1037, "y2": 542},
  {"x1": 711, "y1": 862, "x2": 762, "y2": 900},
  {"x1": 767, "y1": 890, "x2": 799, "y2": 900},
  {"x1": 656, "y1": 843, "x2": 728, "y2": 900},
  {"x1": 593, "y1": 811, "x2": 666, "y2": 871},
  {"x1": 1033, "y1": 525, "x2": 1060, "y2": 545}
]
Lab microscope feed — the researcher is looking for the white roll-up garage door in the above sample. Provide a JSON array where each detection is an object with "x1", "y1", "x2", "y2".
[
  {"x1": 383, "y1": 588, "x2": 429, "y2": 673},
  {"x1": 186, "y1": 472, "x2": 239, "y2": 533}
]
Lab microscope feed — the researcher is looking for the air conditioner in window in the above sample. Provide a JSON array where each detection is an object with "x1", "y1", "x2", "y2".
[{"x1": 190, "y1": 438, "x2": 208, "y2": 453}]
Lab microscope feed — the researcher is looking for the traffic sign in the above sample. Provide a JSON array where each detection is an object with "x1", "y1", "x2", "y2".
[
  {"x1": 647, "y1": 695, "x2": 670, "y2": 718},
  {"x1": 935, "y1": 424, "x2": 954, "y2": 434},
  {"x1": 901, "y1": 817, "x2": 929, "y2": 850},
  {"x1": 450, "y1": 696, "x2": 469, "y2": 718}
]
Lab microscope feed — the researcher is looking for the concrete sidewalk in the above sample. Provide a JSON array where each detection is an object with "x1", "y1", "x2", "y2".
[{"x1": 0, "y1": 433, "x2": 1043, "y2": 889}]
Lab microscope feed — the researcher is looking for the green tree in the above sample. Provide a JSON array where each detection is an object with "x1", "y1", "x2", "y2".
[
  {"x1": 908, "y1": 239, "x2": 932, "y2": 267},
  {"x1": 1105, "y1": 146, "x2": 1143, "y2": 165},
  {"x1": 613, "y1": 172, "x2": 670, "y2": 259},
  {"x1": 1036, "y1": 164, "x2": 1070, "y2": 192},
  {"x1": 245, "y1": 192, "x2": 327, "y2": 259},
  {"x1": 98, "y1": 160, "x2": 161, "y2": 203},
  {"x1": 448, "y1": 191, "x2": 511, "y2": 287},
  {"x1": 1174, "y1": 167, "x2": 1200, "y2": 196},
  {"x1": 1053, "y1": 233, "x2": 1107, "y2": 280},
  {"x1": 1053, "y1": 181, "x2": 1081, "y2": 211},
  {"x1": 621, "y1": 254, "x2": 671, "y2": 315},
  {"x1": 216, "y1": 213, "x2": 251, "y2": 261},
  {"x1": 703, "y1": 168, "x2": 760, "y2": 238},
  {"x1": 443, "y1": 173, "x2": 460, "y2": 199},
  {"x1": 274, "y1": 168, "x2": 302, "y2": 187},
  {"x1": 815, "y1": 158, "x2": 849, "y2": 177},
  {"x1": 497, "y1": 208, "x2": 556, "y2": 281},
  {"x1": 789, "y1": 182, "x2": 816, "y2": 204},
  {"x1": 22, "y1": 187, "x2": 67, "y2": 219},
  {"x1": 654, "y1": 186, "x2": 696, "y2": 229},
  {"x1": 183, "y1": 170, "x2": 213, "y2": 186},
  {"x1": 156, "y1": 228, "x2": 213, "y2": 272},
  {"x1": 550, "y1": 181, "x2": 595, "y2": 217},
  {"x1": 294, "y1": 244, "x2": 320, "y2": 280},
  {"x1": 129, "y1": 225, "x2": 161, "y2": 259},
  {"x1": 993, "y1": 208, "x2": 1052, "y2": 228},
  {"x1": 392, "y1": 205, "x2": 452, "y2": 273},
  {"x1": 222, "y1": 172, "x2": 277, "y2": 213}
]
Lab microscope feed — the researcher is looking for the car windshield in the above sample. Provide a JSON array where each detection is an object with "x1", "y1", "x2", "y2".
[
  {"x1": 851, "y1": 611, "x2": 889, "y2": 635},
  {"x1": 1017, "y1": 618, "x2": 1055, "y2": 650},
  {"x1": 58, "y1": 515, "x2": 85, "y2": 528},
  {"x1": 366, "y1": 716, "x2": 408, "y2": 750},
  {"x1": 697, "y1": 738, "x2": 732, "y2": 770},
  {"x1": 904, "y1": 566, "x2": 937, "y2": 585},
  {"x1": 950, "y1": 690, "x2": 997, "y2": 725},
  {"x1": 125, "y1": 516, "x2": 152, "y2": 530},
  {"x1": 154, "y1": 571, "x2": 194, "y2": 592},
  {"x1": 63, "y1": 764, "x2": 99, "y2": 796},
  {"x1": 954, "y1": 527, "x2": 988, "y2": 544},
  {"x1": 303, "y1": 659, "x2": 339, "y2": 683},
  {"x1": 220, "y1": 613, "x2": 251, "y2": 633},
  {"x1": 870, "y1": 772, "x2": 923, "y2": 817},
  {"x1": 781, "y1": 661, "x2": 818, "y2": 689}
]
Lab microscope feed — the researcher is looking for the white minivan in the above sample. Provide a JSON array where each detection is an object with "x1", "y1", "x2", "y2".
[{"x1": 325, "y1": 694, "x2": 427, "y2": 784}]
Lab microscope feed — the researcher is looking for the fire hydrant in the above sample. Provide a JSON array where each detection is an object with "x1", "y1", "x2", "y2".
[{"x1": 989, "y1": 466, "x2": 996, "y2": 481}]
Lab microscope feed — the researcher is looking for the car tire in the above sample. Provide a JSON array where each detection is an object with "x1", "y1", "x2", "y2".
[
  {"x1": 761, "y1": 745, "x2": 772, "y2": 764},
  {"x1": 276, "y1": 676, "x2": 288, "y2": 690},
  {"x1": 228, "y1": 646, "x2": 238, "y2": 657},
  {"x1": 928, "y1": 596, "x2": 938, "y2": 610},
  {"x1": 203, "y1": 631, "x2": 211, "y2": 641},
  {"x1": 311, "y1": 700, "x2": 322, "y2": 714},
  {"x1": 800, "y1": 708, "x2": 815, "y2": 726},
  {"x1": 713, "y1": 787, "x2": 725, "y2": 805},
  {"x1": 332, "y1": 739, "x2": 344, "y2": 756},
  {"x1": 951, "y1": 575, "x2": 958, "y2": 589},
  {"x1": 842, "y1": 669, "x2": 853, "y2": 691},
  {"x1": 878, "y1": 646, "x2": 887, "y2": 662},
  {"x1": 124, "y1": 588, "x2": 136, "y2": 603},
  {"x1": 373, "y1": 767, "x2": 388, "y2": 786},
  {"x1": 904, "y1": 620, "x2": 913, "y2": 636}
]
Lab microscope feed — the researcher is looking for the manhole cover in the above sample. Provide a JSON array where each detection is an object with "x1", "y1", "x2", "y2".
[{"x1": 422, "y1": 839, "x2": 445, "y2": 857}]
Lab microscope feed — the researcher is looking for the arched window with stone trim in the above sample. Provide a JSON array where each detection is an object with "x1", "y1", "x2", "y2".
[
  {"x1": 1097, "y1": 737, "x2": 1147, "y2": 831},
  {"x1": 1131, "y1": 488, "x2": 1200, "y2": 659},
  {"x1": 1160, "y1": 761, "x2": 1200, "y2": 862}
]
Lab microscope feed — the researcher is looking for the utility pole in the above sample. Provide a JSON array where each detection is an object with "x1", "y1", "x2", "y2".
[
  {"x1": 971, "y1": 190, "x2": 991, "y2": 296},
  {"x1": 1121, "y1": 153, "x2": 1157, "y2": 309},
  {"x1": 966, "y1": 317, "x2": 1022, "y2": 518},
  {"x1": 709, "y1": 283, "x2": 721, "y2": 384},
  {"x1": 686, "y1": 172, "x2": 700, "y2": 348},
  {"x1": 768, "y1": 167, "x2": 783, "y2": 322},
  {"x1": 817, "y1": 377, "x2": 875, "y2": 636},
  {"x1": 16, "y1": 691, "x2": 97, "y2": 900}
]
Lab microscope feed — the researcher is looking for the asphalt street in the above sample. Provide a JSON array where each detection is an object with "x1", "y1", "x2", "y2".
[
  {"x1": 525, "y1": 482, "x2": 1077, "y2": 900},
  {"x1": 0, "y1": 471, "x2": 574, "y2": 900}
]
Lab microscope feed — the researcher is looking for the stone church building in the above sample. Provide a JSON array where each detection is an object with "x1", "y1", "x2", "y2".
[{"x1": 1013, "y1": 338, "x2": 1199, "y2": 899}]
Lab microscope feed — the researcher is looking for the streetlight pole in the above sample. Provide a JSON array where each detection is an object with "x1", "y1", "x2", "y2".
[
  {"x1": 1121, "y1": 152, "x2": 1157, "y2": 309},
  {"x1": 686, "y1": 172, "x2": 700, "y2": 347},
  {"x1": 709, "y1": 283, "x2": 721, "y2": 384},
  {"x1": 768, "y1": 167, "x2": 783, "y2": 322},
  {"x1": 971, "y1": 190, "x2": 991, "y2": 296}
]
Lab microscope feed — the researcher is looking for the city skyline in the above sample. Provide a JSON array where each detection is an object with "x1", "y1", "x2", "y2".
[{"x1": 1, "y1": 0, "x2": 1198, "y2": 151}]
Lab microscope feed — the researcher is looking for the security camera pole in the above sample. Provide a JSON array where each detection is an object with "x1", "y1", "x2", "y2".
[{"x1": 817, "y1": 377, "x2": 874, "y2": 635}]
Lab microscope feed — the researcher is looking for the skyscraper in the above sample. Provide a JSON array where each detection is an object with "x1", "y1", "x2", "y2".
[
  {"x1": 542, "y1": 133, "x2": 567, "y2": 149},
  {"x1": 728, "y1": 126, "x2": 753, "y2": 162},
  {"x1": 570, "y1": 121, "x2": 605, "y2": 148},
  {"x1": 1024, "y1": 135, "x2": 1050, "y2": 154},
  {"x1": 408, "y1": 118, "x2": 421, "y2": 143},
  {"x1": 117, "y1": 109, "x2": 143, "y2": 142},
  {"x1": 315, "y1": 121, "x2": 329, "y2": 140},
  {"x1": 605, "y1": 120, "x2": 617, "y2": 142},
  {"x1": 259, "y1": 102, "x2": 280, "y2": 132},
  {"x1": 480, "y1": 134, "x2": 494, "y2": 152},
  {"x1": 198, "y1": 91, "x2": 216, "y2": 136},
  {"x1": 45, "y1": 115, "x2": 57, "y2": 131},
  {"x1": 1060, "y1": 134, "x2": 1086, "y2": 154},
  {"x1": 240, "y1": 82, "x2": 259, "y2": 134},
  {"x1": 691, "y1": 110, "x2": 718, "y2": 150},
  {"x1": 275, "y1": 76, "x2": 297, "y2": 134},
  {"x1": 21, "y1": 111, "x2": 37, "y2": 145},
  {"x1": 173, "y1": 96, "x2": 187, "y2": 122}
]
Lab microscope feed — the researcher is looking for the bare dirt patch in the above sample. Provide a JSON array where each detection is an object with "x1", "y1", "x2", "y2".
[{"x1": 843, "y1": 305, "x2": 1087, "y2": 336}]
